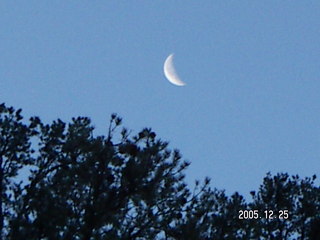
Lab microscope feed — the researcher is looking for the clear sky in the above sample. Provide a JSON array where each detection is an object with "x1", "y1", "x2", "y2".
[{"x1": 1, "y1": 1, "x2": 320, "y2": 198}]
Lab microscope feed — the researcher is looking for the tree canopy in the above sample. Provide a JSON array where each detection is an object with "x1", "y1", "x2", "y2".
[{"x1": 0, "y1": 103, "x2": 319, "y2": 239}]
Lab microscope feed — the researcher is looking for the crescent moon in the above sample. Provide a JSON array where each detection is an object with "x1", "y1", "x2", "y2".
[{"x1": 163, "y1": 54, "x2": 186, "y2": 86}]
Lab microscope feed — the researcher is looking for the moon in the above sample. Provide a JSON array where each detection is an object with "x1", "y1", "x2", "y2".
[{"x1": 163, "y1": 54, "x2": 186, "y2": 86}]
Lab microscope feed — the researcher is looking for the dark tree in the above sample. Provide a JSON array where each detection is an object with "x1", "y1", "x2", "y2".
[
  {"x1": 0, "y1": 104, "x2": 39, "y2": 239},
  {"x1": 249, "y1": 173, "x2": 320, "y2": 239},
  {"x1": 0, "y1": 103, "x2": 319, "y2": 240}
]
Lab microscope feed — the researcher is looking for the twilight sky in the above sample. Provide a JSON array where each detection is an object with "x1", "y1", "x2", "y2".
[{"x1": 1, "y1": 1, "x2": 320, "y2": 198}]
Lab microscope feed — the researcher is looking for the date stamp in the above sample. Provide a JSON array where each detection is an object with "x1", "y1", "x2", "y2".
[{"x1": 238, "y1": 210, "x2": 289, "y2": 220}]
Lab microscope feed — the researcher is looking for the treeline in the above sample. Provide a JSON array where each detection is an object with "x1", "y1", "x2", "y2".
[{"x1": 0, "y1": 103, "x2": 319, "y2": 239}]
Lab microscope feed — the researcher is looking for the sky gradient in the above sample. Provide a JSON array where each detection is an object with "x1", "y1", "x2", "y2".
[{"x1": 1, "y1": 1, "x2": 320, "y2": 198}]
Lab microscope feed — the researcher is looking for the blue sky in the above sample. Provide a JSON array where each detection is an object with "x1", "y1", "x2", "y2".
[{"x1": 1, "y1": 1, "x2": 320, "y2": 198}]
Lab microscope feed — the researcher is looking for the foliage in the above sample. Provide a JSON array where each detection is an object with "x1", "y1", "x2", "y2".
[{"x1": 0, "y1": 103, "x2": 319, "y2": 239}]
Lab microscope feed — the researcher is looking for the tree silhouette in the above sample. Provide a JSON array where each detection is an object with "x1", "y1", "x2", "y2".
[
  {"x1": 0, "y1": 103, "x2": 319, "y2": 239},
  {"x1": 249, "y1": 173, "x2": 320, "y2": 239}
]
